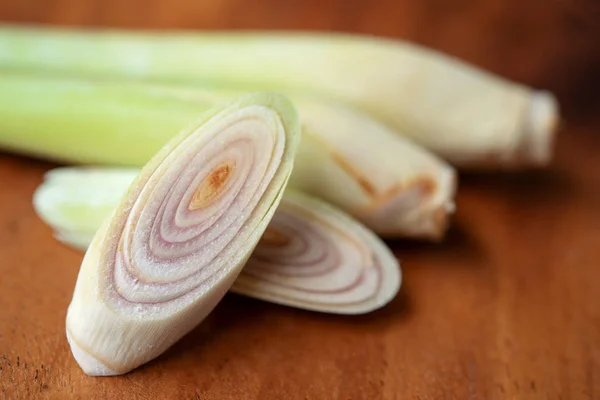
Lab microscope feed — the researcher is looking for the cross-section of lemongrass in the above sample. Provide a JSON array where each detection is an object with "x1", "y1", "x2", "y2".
[
  {"x1": 63, "y1": 92, "x2": 301, "y2": 376},
  {"x1": 34, "y1": 167, "x2": 401, "y2": 315},
  {"x1": 230, "y1": 191, "x2": 401, "y2": 314},
  {"x1": 0, "y1": 24, "x2": 559, "y2": 168},
  {"x1": 0, "y1": 72, "x2": 455, "y2": 239}
]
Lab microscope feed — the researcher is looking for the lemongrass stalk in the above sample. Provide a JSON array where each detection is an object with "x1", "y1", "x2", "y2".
[
  {"x1": 64, "y1": 92, "x2": 301, "y2": 376},
  {"x1": 34, "y1": 167, "x2": 401, "y2": 315},
  {"x1": 0, "y1": 24, "x2": 559, "y2": 167},
  {"x1": 0, "y1": 72, "x2": 455, "y2": 239}
]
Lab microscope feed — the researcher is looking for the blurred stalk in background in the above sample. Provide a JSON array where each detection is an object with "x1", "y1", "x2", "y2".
[{"x1": 1, "y1": 0, "x2": 598, "y2": 118}]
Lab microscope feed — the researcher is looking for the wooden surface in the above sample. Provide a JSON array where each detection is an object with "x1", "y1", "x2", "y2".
[{"x1": 1, "y1": 1, "x2": 600, "y2": 399}]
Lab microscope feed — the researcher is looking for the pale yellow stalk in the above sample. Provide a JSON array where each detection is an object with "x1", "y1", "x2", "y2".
[
  {"x1": 0, "y1": 24, "x2": 559, "y2": 167},
  {"x1": 0, "y1": 72, "x2": 455, "y2": 239}
]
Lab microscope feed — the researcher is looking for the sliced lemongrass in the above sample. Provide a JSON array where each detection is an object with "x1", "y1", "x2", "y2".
[
  {"x1": 235, "y1": 191, "x2": 401, "y2": 314},
  {"x1": 3, "y1": 72, "x2": 455, "y2": 239},
  {"x1": 64, "y1": 93, "x2": 301, "y2": 376},
  {"x1": 0, "y1": 24, "x2": 559, "y2": 167},
  {"x1": 34, "y1": 167, "x2": 401, "y2": 314},
  {"x1": 34, "y1": 168, "x2": 139, "y2": 251}
]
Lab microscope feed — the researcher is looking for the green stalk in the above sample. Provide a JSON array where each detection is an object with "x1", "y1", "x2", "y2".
[
  {"x1": 0, "y1": 71, "x2": 456, "y2": 239},
  {"x1": 0, "y1": 24, "x2": 559, "y2": 168}
]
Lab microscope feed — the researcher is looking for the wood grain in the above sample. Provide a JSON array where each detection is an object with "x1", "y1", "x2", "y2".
[{"x1": 1, "y1": 1, "x2": 599, "y2": 399}]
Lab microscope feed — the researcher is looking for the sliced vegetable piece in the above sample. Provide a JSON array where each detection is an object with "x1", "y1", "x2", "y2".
[
  {"x1": 34, "y1": 167, "x2": 401, "y2": 315},
  {"x1": 64, "y1": 93, "x2": 301, "y2": 376}
]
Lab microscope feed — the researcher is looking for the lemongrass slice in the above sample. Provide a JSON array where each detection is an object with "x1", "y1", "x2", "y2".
[
  {"x1": 0, "y1": 24, "x2": 559, "y2": 167},
  {"x1": 1, "y1": 72, "x2": 455, "y2": 239},
  {"x1": 233, "y1": 190, "x2": 401, "y2": 314},
  {"x1": 34, "y1": 168, "x2": 139, "y2": 251},
  {"x1": 34, "y1": 167, "x2": 401, "y2": 314},
  {"x1": 64, "y1": 92, "x2": 301, "y2": 376}
]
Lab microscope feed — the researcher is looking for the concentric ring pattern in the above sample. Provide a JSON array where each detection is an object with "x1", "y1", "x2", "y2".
[
  {"x1": 235, "y1": 192, "x2": 401, "y2": 314},
  {"x1": 65, "y1": 93, "x2": 301, "y2": 376},
  {"x1": 103, "y1": 106, "x2": 286, "y2": 312}
]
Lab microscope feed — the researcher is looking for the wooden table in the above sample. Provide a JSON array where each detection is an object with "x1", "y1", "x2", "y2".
[{"x1": 1, "y1": 1, "x2": 599, "y2": 398}]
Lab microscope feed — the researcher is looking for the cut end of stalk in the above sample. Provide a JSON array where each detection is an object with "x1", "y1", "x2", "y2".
[
  {"x1": 407, "y1": 164, "x2": 457, "y2": 241},
  {"x1": 353, "y1": 164, "x2": 457, "y2": 240},
  {"x1": 426, "y1": 165, "x2": 458, "y2": 240},
  {"x1": 521, "y1": 91, "x2": 560, "y2": 167}
]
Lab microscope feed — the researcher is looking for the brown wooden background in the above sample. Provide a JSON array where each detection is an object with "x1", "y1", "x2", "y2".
[{"x1": 1, "y1": 0, "x2": 599, "y2": 399}]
